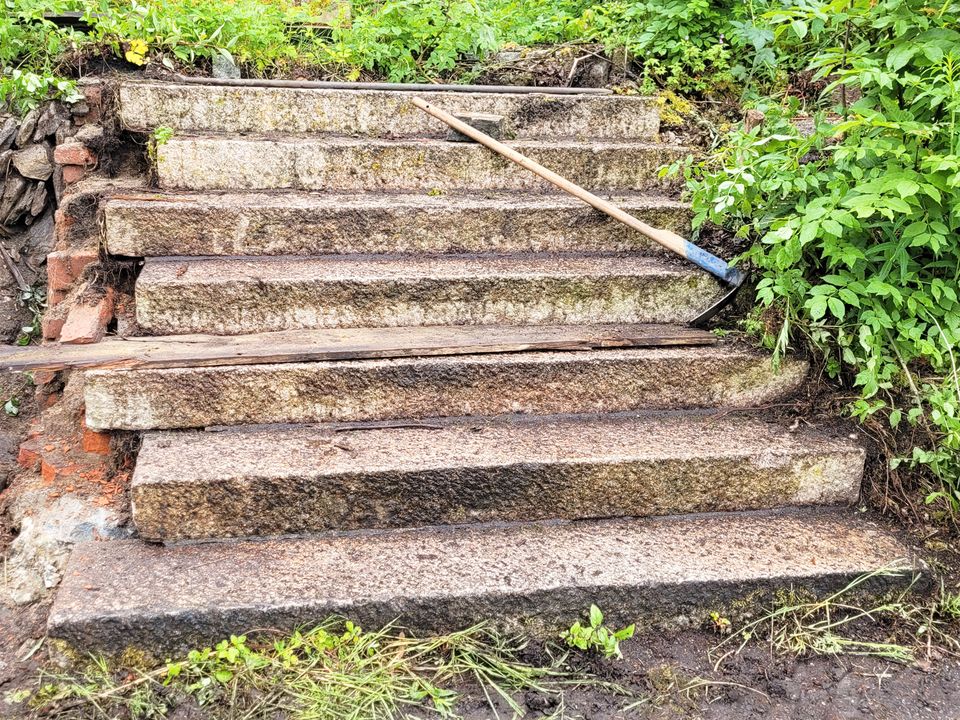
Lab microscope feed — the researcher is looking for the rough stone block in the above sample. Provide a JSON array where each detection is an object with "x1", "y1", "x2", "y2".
[
  {"x1": 47, "y1": 510, "x2": 918, "y2": 656},
  {"x1": 104, "y1": 191, "x2": 692, "y2": 257},
  {"x1": 156, "y1": 136, "x2": 687, "y2": 193},
  {"x1": 12, "y1": 143, "x2": 53, "y2": 180},
  {"x1": 134, "y1": 255, "x2": 721, "y2": 335},
  {"x1": 132, "y1": 415, "x2": 865, "y2": 541},
  {"x1": 118, "y1": 81, "x2": 660, "y2": 140},
  {"x1": 83, "y1": 345, "x2": 808, "y2": 431}
]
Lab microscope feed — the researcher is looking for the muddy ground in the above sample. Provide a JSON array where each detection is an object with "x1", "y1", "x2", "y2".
[{"x1": 2, "y1": 595, "x2": 960, "y2": 719}]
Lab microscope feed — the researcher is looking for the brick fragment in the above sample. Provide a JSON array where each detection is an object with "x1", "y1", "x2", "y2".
[
  {"x1": 53, "y1": 206, "x2": 77, "y2": 245},
  {"x1": 62, "y1": 164, "x2": 86, "y2": 185},
  {"x1": 17, "y1": 438, "x2": 41, "y2": 470},
  {"x1": 59, "y1": 289, "x2": 114, "y2": 345},
  {"x1": 81, "y1": 425, "x2": 112, "y2": 455},
  {"x1": 42, "y1": 313, "x2": 65, "y2": 340},
  {"x1": 33, "y1": 370, "x2": 58, "y2": 386},
  {"x1": 54, "y1": 143, "x2": 97, "y2": 167},
  {"x1": 47, "y1": 249, "x2": 98, "y2": 291}
]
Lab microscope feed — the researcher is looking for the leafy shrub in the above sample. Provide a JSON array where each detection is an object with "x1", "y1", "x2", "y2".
[
  {"x1": 2, "y1": 0, "x2": 800, "y2": 113},
  {"x1": 0, "y1": 0, "x2": 83, "y2": 113},
  {"x1": 497, "y1": 0, "x2": 778, "y2": 94},
  {"x1": 80, "y1": 0, "x2": 329, "y2": 72},
  {"x1": 676, "y1": 0, "x2": 960, "y2": 512},
  {"x1": 328, "y1": 0, "x2": 500, "y2": 81}
]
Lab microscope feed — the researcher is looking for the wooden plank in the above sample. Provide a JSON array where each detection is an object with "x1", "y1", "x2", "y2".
[{"x1": 0, "y1": 324, "x2": 716, "y2": 373}]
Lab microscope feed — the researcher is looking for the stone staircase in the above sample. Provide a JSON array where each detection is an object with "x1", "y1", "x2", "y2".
[{"x1": 46, "y1": 81, "x2": 915, "y2": 657}]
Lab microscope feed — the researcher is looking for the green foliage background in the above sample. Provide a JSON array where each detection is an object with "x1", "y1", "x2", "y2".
[
  {"x1": 675, "y1": 0, "x2": 960, "y2": 514},
  {"x1": 2, "y1": 0, "x2": 793, "y2": 112}
]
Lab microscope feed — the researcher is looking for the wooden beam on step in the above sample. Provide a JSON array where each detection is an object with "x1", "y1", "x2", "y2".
[{"x1": 0, "y1": 324, "x2": 716, "y2": 373}]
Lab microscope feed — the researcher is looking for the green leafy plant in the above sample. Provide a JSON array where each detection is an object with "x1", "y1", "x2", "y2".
[
  {"x1": 3, "y1": 396, "x2": 20, "y2": 416},
  {"x1": 16, "y1": 285, "x2": 46, "y2": 346},
  {"x1": 31, "y1": 619, "x2": 595, "y2": 718},
  {"x1": 328, "y1": 0, "x2": 500, "y2": 82},
  {"x1": 560, "y1": 604, "x2": 636, "y2": 659},
  {"x1": 674, "y1": 0, "x2": 960, "y2": 515},
  {"x1": 0, "y1": 0, "x2": 83, "y2": 113}
]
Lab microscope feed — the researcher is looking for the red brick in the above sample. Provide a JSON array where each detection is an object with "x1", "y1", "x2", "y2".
[
  {"x1": 47, "y1": 249, "x2": 98, "y2": 291},
  {"x1": 42, "y1": 314, "x2": 65, "y2": 340},
  {"x1": 62, "y1": 164, "x2": 86, "y2": 185},
  {"x1": 59, "y1": 290, "x2": 114, "y2": 345},
  {"x1": 17, "y1": 439, "x2": 41, "y2": 470},
  {"x1": 54, "y1": 206, "x2": 78, "y2": 245},
  {"x1": 41, "y1": 457, "x2": 78, "y2": 484},
  {"x1": 33, "y1": 370, "x2": 58, "y2": 386},
  {"x1": 81, "y1": 426, "x2": 112, "y2": 455},
  {"x1": 54, "y1": 143, "x2": 97, "y2": 167}
]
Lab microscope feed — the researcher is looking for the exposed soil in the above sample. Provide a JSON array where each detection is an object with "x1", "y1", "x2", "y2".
[{"x1": 456, "y1": 630, "x2": 960, "y2": 719}]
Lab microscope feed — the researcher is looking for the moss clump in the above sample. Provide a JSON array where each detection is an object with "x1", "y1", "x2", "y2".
[{"x1": 656, "y1": 90, "x2": 695, "y2": 128}]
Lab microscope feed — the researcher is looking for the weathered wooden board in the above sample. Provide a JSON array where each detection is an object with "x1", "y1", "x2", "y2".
[{"x1": 0, "y1": 323, "x2": 716, "y2": 373}]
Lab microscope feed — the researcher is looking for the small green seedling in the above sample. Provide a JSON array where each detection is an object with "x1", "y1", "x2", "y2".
[
  {"x1": 152, "y1": 125, "x2": 174, "y2": 147},
  {"x1": 710, "y1": 611, "x2": 732, "y2": 635},
  {"x1": 148, "y1": 126, "x2": 175, "y2": 164},
  {"x1": 560, "y1": 605, "x2": 635, "y2": 659},
  {"x1": 4, "y1": 397, "x2": 20, "y2": 417}
]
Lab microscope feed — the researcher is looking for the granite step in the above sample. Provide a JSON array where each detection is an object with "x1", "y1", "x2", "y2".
[
  {"x1": 83, "y1": 343, "x2": 808, "y2": 431},
  {"x1": 48, "y1": 509, "x2": 918, "y2": 657},
  {"x1": 118, "y1": 81, "x2": 660, "y2": 140},
  {"x1": 134, "y1": 255, "x2": 722, "y2": 336},
  {"x1": 103, "y1": 191, "x2": 691, "y2": 257},
  {"x1": 155, "y1": 136, "x2": 689, "y2": 192},
  {"x1": 131, "y1": 413, "x2": 865, "y2": 541}
]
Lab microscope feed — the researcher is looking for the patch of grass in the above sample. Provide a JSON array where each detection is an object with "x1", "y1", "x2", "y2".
[
  {"x1": 711, "y1": 566, "x2": 960, "y2": 669},
  {"x1": 28, "y1": 618, "x2": 627, "y2": 719}
]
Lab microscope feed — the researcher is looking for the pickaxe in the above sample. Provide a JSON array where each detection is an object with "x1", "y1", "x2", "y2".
[{"x1": 411, "y1": 97, "x2": 747, "y2": 327}]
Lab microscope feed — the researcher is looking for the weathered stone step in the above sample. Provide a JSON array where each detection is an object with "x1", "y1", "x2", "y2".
[
  {"x1": 84, "y1": 344, "x2": 807, "y2": 430},
  {"x1": 48, "y1": 509, "x2": 916, "y2": 656},
  {"x1": 104, "y1": 191, "x2": 690, "y2": 257},
  {"x1": 131, "y1": 413, "x2": 864, "y2": 541},
  {"x1": 135, "y1": 255, "x2": 721, "y2": 335},
  {"x1": 119, "y1": 81, "x2": 660, "y2": 140},
  {"x1": 155, "y1": 136, "x2": 688, "y2": 192}
]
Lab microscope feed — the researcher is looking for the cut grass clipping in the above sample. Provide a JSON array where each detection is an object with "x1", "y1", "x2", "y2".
[
  {"x1": 28, "y1": 620, "x2": 625, "y2": 719},
  {"x1": 713, "y1": 566, "x2": 960, "y2": 668}
]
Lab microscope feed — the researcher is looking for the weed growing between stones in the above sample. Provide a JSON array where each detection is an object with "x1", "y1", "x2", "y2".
[
  {"x1": 559, "y1": 604, "x2": 635, "y2": 660},
  {"x1": 27, "y1": 619, "x2": 629, "y2": 719},
  {"x1": 711, "y1": 566, "x2": 960, "y2": 669}
]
